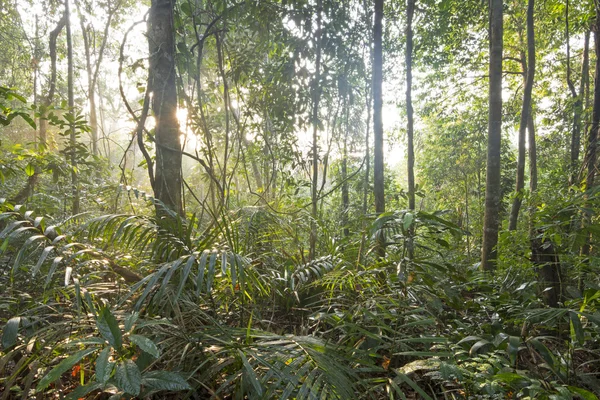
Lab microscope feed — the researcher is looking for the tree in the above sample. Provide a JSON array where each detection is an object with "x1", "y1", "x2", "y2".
[
  {"x1": 508, "y1": 0, "x2": 535, "y2": 231},
  {"x1": 77, "y1": 0, "x2": 123, "y2": 157},
  {"x1": 373, "y1": 0, "x2": 384, "y2": 216},
  {"x1": 310, "y1": 0, "x2": 323, "y2": 260},
  {"x1": 481, "y1": 0, "x2": 503, "y2": 270},
  {"x1": 148, "y1": 0, "x2": 183, "y2": 216},
  {"x1": 582, "y1": 1, "x2": 600, "y2": 257},
  {"x1": 66, "y1": 0, "x2": 80, "y2": 214},
  {"x1": 566, "y1": 0, "x2": 591, "y2": 187},
  {"x1": 406, "y1": 0, "x2": 416, "y2": 259}
]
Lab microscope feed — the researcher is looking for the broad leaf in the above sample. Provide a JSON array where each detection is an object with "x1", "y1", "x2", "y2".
[
  {"x1": 96, "y1": 307, "x2": 123, "y2": 350},
  {"x1": 129, "y1": 334, "x2": 160, "y2": 358},
  {"x1": 115, "y1": 359, "x2": 141, "y2": 396},
  {"x1": 142, "y1": 370, "x2": 191, "y2": 391},
  {"x1": 95, "y1": 346, "x2": 113, "y2": 384},
  {"x1": 1, "y1": 317, "x2": 20, "y2": 349}
]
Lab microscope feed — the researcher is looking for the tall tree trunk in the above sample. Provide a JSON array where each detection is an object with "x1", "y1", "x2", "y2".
[
  {"x1": 406, "y1": 0, "x2": 416, "y2": 259},
  {"x1": 481, "y1": 0, "x2": 503, "y2": 270},
  {"x1": 570, "y1": 30, "x2": 591, "y2": 186},
  {"x1": 581, "y1": 9, "x2": 600, "y2": 258},
  {"x1": 216, "y1": 34, "x2": 231, "y2": 208},
  {"x1": 342, "y1": 99, "x2": 350, "y2": 238},
  {"x1": 528, "y1": 114, "x2": 537, "y2": 194},
  {"x1": 373, "y1": 0, "x2": 385, "y2": 257},
  {"x1": 33, "y1": 15, "x2": 39, "y2": 147},
  {"x1": 509, "y1": 1, "x2": 535, "y2": 231},
  {"x1": 373, "y1": 0, "x2": 385, "y2": 217},
  {"x1": 148, "y1": 0, "x2": 183, "y2": 216},
  {"x1": 309, "y1": 0, "x2": 323, "y2": 260},
  {"x1": 78, "y1": 0, "x2": 115, "y2": 158},
  {"x1": 66, "y1": 0, "x2": 80, "y2": 214},
  {"x1": 39, "y1": 14, "x2": 67, "y2": 147}
]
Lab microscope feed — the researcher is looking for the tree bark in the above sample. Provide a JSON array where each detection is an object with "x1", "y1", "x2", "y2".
[
  {"x1": 509, "y1": 0, "x2": 535, "y2": 231},
  {"x1": 309, "y1": 0, "x2": 323, "y2": 260},
  {"x1": 78, "y1": 1, "x2": 117, "y2": 157},
  {"x1": 148, "y1": 0, "x2": 183, "y2": 216},
  {"x1": 342, "y1": 99, "x2": 350, "y2": 238},
  {"x1": 481, "y1": 0, "x2": 503, "y2": 270},
  {"x1": 570, "y1": 30, "x2": 590, "y2": 186},
  {"x1": 373, "y1": 0, "x2": 385, "y2": 217},
  {"x1": 406, "y1": 0, "x2": 416, "y2": 259},
  {"x1": 39, "y1": 14, "x2": 67, "y2": 147},
  {"x1": 581, "y1": 10, "x2": 600, "y2": 257},
  {"x1": 66, "y1": 0, "x2": 80, "y2": 214}
]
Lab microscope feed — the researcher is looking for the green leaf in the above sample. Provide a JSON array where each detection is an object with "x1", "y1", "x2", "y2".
[
  {"x1": 493, "y1": 372, "x2": 530, "y2": 388},
  {"x1": 129, "y1": 334, "x2": 160, "y2": 358},
  {"x1": 180, "y1": 2, "x2": 193, "y2": 17},
  {"x1": 403, "y1": 212, "x2": 414, "y2": 231},
  {"x1": 528, "y1": 338, "x2": 555, "y2": 369},
  {"x1": 96, "y1": 307, "x2": 123, "y2": 350},
  {"x1": 507, "y1": 336, "x2": 520, "y2": 366},
  {"x1": 25, "y1": 163, "x2": 35, "y2": 177},
  {"x1": 469, "y1": 339, "x2": 492, "y2": 355},
  {"x1": 95, "y1": 346, "x2": 113, "y2": 384},
  {"x1": 394, "y1": 372, "x2": 433, "y2": 400},
  {"x1": 32, "y1": 246, "x2": 54, "y2": 276},
  {"x1": 36, "y1": 348, "x2": 97, "y2": 392},
  {"x1": 567, "y1": 386, "x2": 599, "y2": 400},
  {"x1": 124, "y1": 312, "x2": 139, "y2": 333},
  {"x1": 2, "y1": 317, "x2": 21, "y2": 349},
  {"x1": 142, "y1": 371, "x2": 191, "y2": 391},
  {"x1": 239, "y1": 350, "x2": 263, "y2": 397},
  {"x1": 115, "y1": 359, "x2": 141, "y2": 396},
  {"x1": 570, "y1": 311, "x2": 585, "y2": 346}
]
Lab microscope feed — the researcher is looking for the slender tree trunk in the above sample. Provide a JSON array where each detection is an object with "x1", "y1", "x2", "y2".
[
  {"x1": 570, "y1": 30, "x2": 591, "y2": 186},
  {"x1": 342, "y1": 99, "x2": 350, "y2": 238},
  {"x1": 481, "y1": 0, "x2": 503, "y2": 270},
  {"x1": 528, "y1": 114, "x2": 537, "y2": 194},
  {"x1": 79, "y1": 17, "x2": 98, "y2": 156},
  {"x1": 309, "y1": 0, "x2": 323, "y2": 260},
  {"x1": 509, "y1": 1, "x2": 535, "y2": 231},
  {"x1": 464, "y1": 175, "x2": 471, "y2": 262},
  {"x1": 216, "y1": 34, "x2": 231, "y2": 208},
  {"x1": 39, "y1": 14, "x2": 67, "y2": 147},
  {"x1": 406, "y1": 0, "x2": 416, "y2": 259},
  {"x1": 373, "y1": 0, "x2": 385, "y2": 217},
  {"x1": 373, "y1": 0, "x2": 385, "y2": 258},
  {"x1": 33, "y1": 15, "x2": 39, "y2": 147},
  {"x1": 148, "y1": 0, "x2": 183, "y2": 216},
  {"x1": 77, "y1": 1, "x2": 116, "y2": 157},
  {"x1": 65, "y1": 0, "x2": 80, "y2": 214},
  {"x1": 581, "y1": 10, "x2": 600, "y2": 258}
]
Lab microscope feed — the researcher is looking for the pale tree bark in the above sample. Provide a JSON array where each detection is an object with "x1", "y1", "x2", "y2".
[
  {"x1": 77, "y1": 0, "x2": 121, "y2": 157},
  {"x1": 406, "y1": 0, "x2": 415, "y2": 260},
  {"x1": 358, "y1": 0, "x2": 373, "y2": 266},
  {"x1": 148, "y1": 0, "x2": 183, "y2": 216},
  {"x1": 481, "y1": 0, "x2": 503, "y2": 271},
  {"x1": 66, "y1": 0, "x2": 80, "y2": 214},
  {"x1": 373, "y1": 0, "x2": 385, "y2": 258},
  {"x1": 508, "y1": 0, "x2": 535, "y2": 231},
  {"x1": 342, "y1": 97, "x2": 350, "y2": 238},
  {"x1": 569, "y1": 29, "x2": 590, "y2": 186},
  {"x1": 581, "y1": 3, "x2": 600, "y2": 258},
  {"x1": 39, "y1": 14, "x2": 67, "y2": 147},
  {"x1": 373, "y1": 0, "x2": 385, "y2": 217},
  {"x1": 309, "y1": 0, "x2": 323, "y2": 261}
]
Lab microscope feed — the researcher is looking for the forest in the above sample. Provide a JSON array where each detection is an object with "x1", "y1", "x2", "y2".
[{"x1": 0, "y1": 0, "x2": 599, "y2": 398}]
